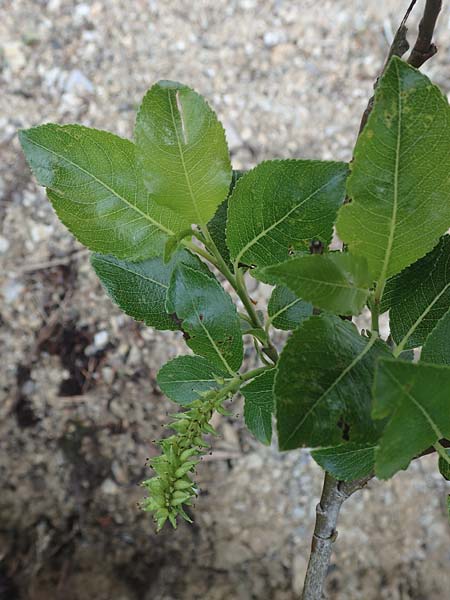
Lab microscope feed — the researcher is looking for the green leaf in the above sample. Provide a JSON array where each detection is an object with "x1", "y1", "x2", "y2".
[
  {"x1": 438, "y1": 449, "x2": 450, "y2": 481},
  {"x1": 372, "y1": 359, "x2": 450, "y2": 479},
  {"x1": 91, "y1": 249, "x2": 200, "y2": 331},
  {"x1": 163, "y1": 228, "x2": 194, "y2": 264},
  {"x1": 336, "y1": 57, "x2": 450, "y2": 289},
  {"x1": 242, "y1": 369, "x2": 275, "y2": 445},
  {"x1": 268, "y1": 286, "x2": 313, "y2": 331},
  {"x1": 422, "y1": 311, "x2": 450, "y2": 365},
  {"x1": 19, "y1": 125, "x2": 185, "y2": 261},
  {"x1": 243, "y1": 328, "x2": 269, "y2": 346},
  {"x1": 135, "y1": 80, "x2": 232, "y2": 226},
  {"x1": 382, "y1": 236, "x2": 450, "y2": 350},
  {"x1": 226, "y1": 160, "x2": 348, "y2": 269},
  {"x1": 157, "y1": 355, "x2": 230, "y2": 405},
  {"x1": 166, "y1": 263, "x2": 243, "y2": 374},
  {"x1": 275, "y1": 314, "x2": 389, "y2": 450},
  {"x1": 207, "y1": 170, "x2": 245, "y2": 267},
  {"x1": 263, "y1": 253, "x2": 371, "y2": 316},
  {"x1": 312, "y1": 443, "x2": 375, "y2": 481}
]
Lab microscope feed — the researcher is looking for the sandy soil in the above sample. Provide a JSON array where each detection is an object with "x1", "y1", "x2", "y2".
[{"x1": 1, "y1": 1, "x2": 450, "y2": 599}]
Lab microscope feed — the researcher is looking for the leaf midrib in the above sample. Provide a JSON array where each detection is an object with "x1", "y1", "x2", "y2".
[
  {"x1": 394, "y1": 281, "x2": 450, "y2": 355},
  {"x1": 286, "y1": 271, "x2": 368, "y2": 293},
  {"x1": 179, "y1": 265, "x2": 237, "y2": 376},
  {"x1": 167, "y1": 90, "x2": 204, "y2": 227},
  {"x1": 384, "y1": 366, "x2": 444, "y2": 440},
  {"x1": 94, "y1": 256, "x2": 169, "y2": 289},
  {"x1": 233, "y1": 172, "x2": 343, "y2": 267},
  {"x1": 25, "y1": 134, "x2": 175, "y2": 237},
  {"x1": 269, "y1": 297, "x2": 302, "y2": 324},
  {"x1": 376, "y1": 59, "x2": 402, "y2": 297},
  {"x1": 283, "y1": 333, "x2": 378, "y2": 446}
]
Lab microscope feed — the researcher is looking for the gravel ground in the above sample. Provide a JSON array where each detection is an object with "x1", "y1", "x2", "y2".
[{"x1": 1, "y1": 1, "x2": 450, "y2": 599}]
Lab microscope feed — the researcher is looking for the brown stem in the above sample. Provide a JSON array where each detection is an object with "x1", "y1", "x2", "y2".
[
  {"x1": 301, "y1": 473, "x2": 371, "y2": 600},
  {"x1": 300, "y1": 440, "x2": 450, "y2": 599},
  {"x1": 359, "y1": 0, "x2": 442, "y2": 134},
  {"x1": 408, "y1": 0, "x2": 442, "y2": 67},
  {"x1": 358, "y1": 0, "x2": 416, "y2": 133}
]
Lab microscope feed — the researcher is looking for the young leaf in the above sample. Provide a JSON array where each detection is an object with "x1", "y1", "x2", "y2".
[
  {"x1": 19, "y1": 125, "x2": 184, "y2": 261},
  {"x1": 166, "y1": 263, "x2": 243, "y2": 375},
  {"x1": 382, "y1": 236, "x2": 450, "y2": 350},
  {"x1": 372, "y1": 359, "x2": 450, "y2": 479},
  {"x1": 163, "y1": 228, "x2": 194, "y2": 264},
  {"x1": 312, "y1": 443, "x2": 375, "y2": 481},
  {"x1": 337, "y1": 57, "x2": 450, "y2": 290},
  {"x1": 275, "y1": 315, "x2": 389, "y2": 450},
  {"x1": 268, "y1": 286, "x2": 313, "y2": 331},
  {"x1": 135, "y1": 80, "x2": 232, "y2": 226},
  {"x1": 421, "y1": 311, "x2": 450, "y2": 365},
  {"x1": 157, "y1": 355, "x2": 230, "y2": 405},
  {"x1": 207, "y1": 170, "x2": 245, "y2": 267},
  {"x1": 242, "y1": 369, "x2": 275, "y2": 445},
  {"x1": 226, "y1": 160, "x2": 348, "y2": 269},
  {"x1": 91, "y1": 249, "x2": 200, "y2": 331},
  {"x1": 263, "y1": 253, "x2": 371, "y2": 316}
]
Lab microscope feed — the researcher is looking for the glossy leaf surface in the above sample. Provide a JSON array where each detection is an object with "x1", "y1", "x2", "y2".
[
  {"x1": 263, "y1": 253, "x2": 371, "y2": 316},
  {"x1": 227, "y1": 160, "x2": 348, "y2": 268},
  {"x1": 337, "y1": 57, "x2": 450, "y2": 288},
  {"x1": 135, "y1": 81, "x2": 231, "y2": 226},
  {"x1": 19, "y1": 125, "x2": 184, "y2": 261}
]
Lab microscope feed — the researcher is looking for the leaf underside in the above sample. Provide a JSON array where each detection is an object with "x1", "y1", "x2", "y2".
[
  {"x1": 242, "y1": 369, "x2": 276, "y2": 445},
  {"x1": 157, "y1": 355, "x2": 230, "y2": 405},
  {"x1": 207, "y1": 170, "x2": 245, "y2": 268},
  {"x1": 91, "y1": 249, "x2": 202, "y2": 331},
  {"x1": 166, "y1": 262, "x2": 243, "y2": 375}
]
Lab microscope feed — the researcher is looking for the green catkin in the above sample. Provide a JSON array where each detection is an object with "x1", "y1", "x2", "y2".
[{"x1": 140, "y1": 388, "x2": 226, "y2": 531}]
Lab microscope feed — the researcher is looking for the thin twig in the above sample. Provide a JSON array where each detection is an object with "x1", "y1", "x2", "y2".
[
  {"x1": 408, "y1": 0, "x2": 443, "y2": 67},
  {"x1": 359, "y1": 0, "x2": 442, "y2": 133},
  {"x1": 359, "y1": 0, "x2": 417, "y2": 133},
  {"x1": 301, "y1": 473, "x2": 372, "y2": 600}
]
